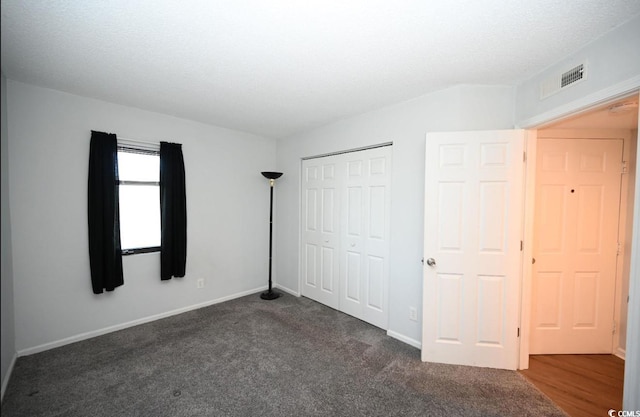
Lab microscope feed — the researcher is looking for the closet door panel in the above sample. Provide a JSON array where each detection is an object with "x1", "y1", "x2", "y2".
[{"x1": 301, "y1": 159, "x2": 340, "y2": 309}]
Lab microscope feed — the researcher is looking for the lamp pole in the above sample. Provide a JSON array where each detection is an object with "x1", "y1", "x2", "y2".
[{"x1": 260, "y1": 172, "x2": 282, "y2": 300}]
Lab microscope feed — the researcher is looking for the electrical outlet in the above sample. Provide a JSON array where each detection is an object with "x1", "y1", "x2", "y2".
[
  {"x1": 409, "y1": 307, "x2": 417, "y2": 321},
  {"x1": 196, "y1": 278, "x2": 205, "y2": 289}
]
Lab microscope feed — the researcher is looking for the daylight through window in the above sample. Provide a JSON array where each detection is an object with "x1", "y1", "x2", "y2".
[{"x1": 118, "y1": 148, "x2": 161, "y2": 254}]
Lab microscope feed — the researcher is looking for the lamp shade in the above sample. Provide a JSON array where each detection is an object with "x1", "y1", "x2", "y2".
[{"x1": 262, "y1": 171, "x2": 283, "y2": 180}]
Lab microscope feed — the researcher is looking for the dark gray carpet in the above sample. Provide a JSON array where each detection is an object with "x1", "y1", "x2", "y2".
[{"x1": 1, "y1": 293, "x2": 567, "y2": 417}]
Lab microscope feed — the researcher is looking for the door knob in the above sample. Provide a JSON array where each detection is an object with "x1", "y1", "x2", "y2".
[{"x1": 426, "y1": 258, "x2": 436, "y2": 267}]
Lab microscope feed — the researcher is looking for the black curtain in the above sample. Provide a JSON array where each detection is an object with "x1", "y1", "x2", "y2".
[
  {"x1": 160, "y1": 142, "x2": 187, "y2": 280},
  {"x1": 88, "y1": 131, "x2": 124, "y2": 294}
]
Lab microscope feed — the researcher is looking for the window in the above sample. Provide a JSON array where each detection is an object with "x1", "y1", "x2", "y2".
[{"x1": 117, "y1": 147, "x2": 161, "y2": 254}]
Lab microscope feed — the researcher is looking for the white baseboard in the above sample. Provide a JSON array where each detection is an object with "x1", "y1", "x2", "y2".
[
  {"x1": 387, "y1": 330, "x2": 421, "y2": 350},
  {"x1": 17, "y1": 286, "x2": 267, "y2": 357},
  {"x1": 1, "y1": 351, "x2": 17, "y2": 402},
  {"x1": 274, "y1": 283, "x2": 300, "y2": 297},
  {"x1": 616, "y1": 347, "x2": 626, "y2": 361}
]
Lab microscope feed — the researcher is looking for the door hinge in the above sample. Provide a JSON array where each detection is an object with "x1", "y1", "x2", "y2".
[
  {"x1": 523, "y1": 152, "x2": 527, "y2": 162},
  {"x1": 520, "y1": 241, "x2": 523, "y2": 251},
  {"x1": 517, "y1": 327, "x2": 520, "y2": 337},
  {"x1": 617, "y1": 242, "x2": 623, "y2": 256},
  {"x1": 613, "y1": 321, "x2": 616, "y2": 335},
  {"x1": 622, "y1": 161, "x2": 628, "y2": 174}
]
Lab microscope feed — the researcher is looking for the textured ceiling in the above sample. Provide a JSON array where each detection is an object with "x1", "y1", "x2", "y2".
[{"x1": 2, "y1": 1, "x2": 640, "y2": 138}]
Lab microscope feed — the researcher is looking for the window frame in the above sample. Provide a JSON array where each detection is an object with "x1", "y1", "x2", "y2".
[{"x1": 117, "y1": 144, "x2": 161, "y2": 256}]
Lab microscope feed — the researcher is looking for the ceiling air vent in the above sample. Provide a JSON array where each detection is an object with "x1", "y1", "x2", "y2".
[{"x1": 540, "y1": 62, "x2": 587, "y2": 100}]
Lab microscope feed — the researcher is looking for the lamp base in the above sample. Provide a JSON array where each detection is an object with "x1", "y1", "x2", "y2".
[{"x1": 260, "y1": 289, "x2": 281, "y2": 300}]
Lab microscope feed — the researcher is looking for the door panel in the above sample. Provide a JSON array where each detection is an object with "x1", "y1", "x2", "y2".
[
  {"x1": 304, "y1": 244, "x2": 317, "y2": 287},
  {"x1": 340, "y1": 146, "x2": 391, "y2": 328},
  {"x1": 530, "y1": 138, "x2": 622, "y2": 354},
  {"x1": 301, "y1": 160, "x2": 340, "y2": 309},
  {"x1": 436, "y1": 273, "x2": 462, "y2": 343},
  {"x1": 479, "y1": 181, "x2": 508, "y2": 252},
  {"x1": 477, "y1": 275, "x2": 505, "y2": 345},
  {"x1": 422, "y1": 130, "x2": 525, "y2": 370},
  {"x1": 367, "y1": 255, "x2": 384, "y2": 310},
  {"x1": 345, "y1": 251, "x2": 360, "y2": 301}
]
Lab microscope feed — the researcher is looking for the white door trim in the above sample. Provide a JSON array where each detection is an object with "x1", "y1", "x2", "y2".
[{"x1": 519, "y1": 130, "x2": 538, "y2": 370}]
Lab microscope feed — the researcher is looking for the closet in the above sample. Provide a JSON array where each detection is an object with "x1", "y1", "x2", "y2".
[{"x1": 300, "y1": 145, "x2": 392, "y2": 329}]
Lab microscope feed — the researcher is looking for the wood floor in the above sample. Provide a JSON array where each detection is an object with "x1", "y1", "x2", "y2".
[{"x1": 519, "y1": 355, "x2": 625, "y2": 417}]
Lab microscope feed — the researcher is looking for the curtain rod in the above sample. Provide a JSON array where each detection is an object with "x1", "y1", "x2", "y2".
[{"x1": 117, "y1": 136, "x2": 160, "y2": 152}]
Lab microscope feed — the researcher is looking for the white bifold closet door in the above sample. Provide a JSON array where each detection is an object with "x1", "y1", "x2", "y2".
[{"x1": 301, "y1": 146, "x2": 392, "y2": 329}]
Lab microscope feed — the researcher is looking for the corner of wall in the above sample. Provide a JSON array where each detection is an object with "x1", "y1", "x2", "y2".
[{"x1": 1, "y1": 72, "x2": 18, "y2": 401}]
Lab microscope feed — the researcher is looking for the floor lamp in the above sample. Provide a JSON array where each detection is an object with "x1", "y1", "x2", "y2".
[{"x1": 261, "y1": 171, "x2": 283, "y2": 300}]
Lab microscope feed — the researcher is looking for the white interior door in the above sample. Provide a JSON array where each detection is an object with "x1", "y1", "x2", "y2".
[
  {"x1": 530, "y1": 138, "x2": 623, "y2": 354},
  {"x1": 422, "y1": 130, "x2": 525, "y2": 370},
  {"x1": 301, "y1": 146, "x2": 392, "y2": 329}
]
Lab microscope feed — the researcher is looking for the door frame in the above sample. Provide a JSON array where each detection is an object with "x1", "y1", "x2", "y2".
[{"x1": 517, "y1": 84, "x2": 639, "y2": 417}]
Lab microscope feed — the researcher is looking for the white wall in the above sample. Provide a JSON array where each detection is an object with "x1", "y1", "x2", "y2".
[
  {"x1": 6, "y1": 80, "x2": 277, "y2": 353},
  {"x1": 275, "y1": 85, "x2": 515, "y2": 345},
  {"x1": 1, "y1": 73, "x2": 17, "y2": 397},
  {"x1": 515, "y1": 15, "x2": 640, "y2": 127}
]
